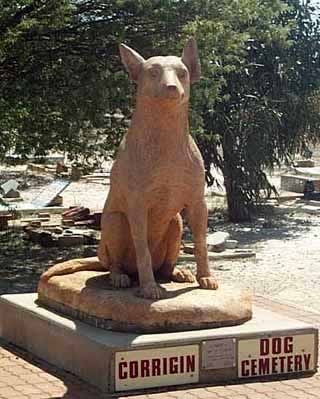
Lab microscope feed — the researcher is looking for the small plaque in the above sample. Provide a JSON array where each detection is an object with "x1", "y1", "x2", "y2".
[{"x1": 202, "y1": 338, "x2": 236, "y2": 369}]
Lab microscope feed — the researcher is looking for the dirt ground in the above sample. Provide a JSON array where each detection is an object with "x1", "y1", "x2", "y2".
[{"x1": 1, "y1": 163, "x2": 320, "y2": 315}]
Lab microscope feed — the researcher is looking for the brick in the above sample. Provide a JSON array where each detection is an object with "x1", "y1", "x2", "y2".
[
  {"x1": 36, "y1": 373, "x2": 62, "y2": 383},
  {"x1": 169, "y1": 393, "x2": 196, "y2": 399},
  {"x1": 6, "y1": 376, "x2": 28, "y2": 386},
  {"x1": 206, "y1": 386, "x2": 230, "y2": 394},
  {"x1": 0, "y1": 387, "x2": 20, "y2": 398},
  {"x1": 304, "y1": 388, "x2": 320, "y2": 396},
  {"x1": 284, "y1": 392, "x2": 316, "y2": 399},
  {"x1": 28, "y1": 394, "x2": 55, "y2": 399},
  {"x1": 14, "y1": 385, "x2": 43, "y2": 395},
  {"x1": 245, "y1": 393, "x2": 271, "y2": 399},
  {"x1": 20, "y1": 364, "x2": 42, "y2": 373},
  {"x1": 252, "y1": 384, "x2": 277, "y2": 393},
  {"x1": 281, "y1": 379, "x2": 314, "y2": 387},
  {"x1": 228, "y1": 384, "x2": 256, "y2": 394},
  {"x1": 41, "y1": 386, "x2": 68, "y2": 395},
  {"x1": 0, "y1": 371, "x2": 12, "y2": 380},
  {"x1": 188, "y1": 388, "x2": 220, "y2": 398},
  {"x1": 36, "y1": 382, "x2": 60, "y2": 391},
  {"x1": 267, "y1": 393, "x2": 300, "y2": 399}
]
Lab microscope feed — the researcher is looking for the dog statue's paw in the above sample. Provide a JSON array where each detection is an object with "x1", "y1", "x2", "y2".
[
  {"x1": 197, "y1": 276, "x2": 219, "y2": 290},
  {"x1": 110, "y1": 272, "x2": 131, "y2": 288},
  {"x1": 171, "y1": 268, "x2": 196, "y2": 283},
  {"x1": 137, "y1": 282, "x2": 166, "y2": 300}
]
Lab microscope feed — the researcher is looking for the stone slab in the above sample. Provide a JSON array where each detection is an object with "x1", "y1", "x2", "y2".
[
  {"x1": 179, "y1": 249, "x2": 256, "y2": 262},
  {"x1": 281, "y1": 174, "x2": 320, "y2": 193},
  {"x1": 30, "y1": 178, "x2": 70, "y2": 208},
  {"x1": 0, "y1": 294, "x2": 317, "y2": 393},
  {"x1": 0, "y1": 204, "x2": 67, "y2": 216},
  {"x1": 38, "y1": 272, "x2": 252, "y2": 332},
  {"x1": 207, "y1": 232, "x2": 230, "y2": 252},
  {"x1": 0, "y1": 179, "x2": 19, "y2": 196}
]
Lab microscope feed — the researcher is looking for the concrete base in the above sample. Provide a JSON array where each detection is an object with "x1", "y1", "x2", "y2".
[{"x1": 0, "y1": 294, "x2": 318, "y2": 393}]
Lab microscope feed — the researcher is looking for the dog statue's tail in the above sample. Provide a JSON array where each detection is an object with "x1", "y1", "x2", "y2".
[{"x1": 39, "y1": 257, "x2": 106, "y2": 282}]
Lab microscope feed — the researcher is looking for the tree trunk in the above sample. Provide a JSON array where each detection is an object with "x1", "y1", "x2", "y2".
[
  {"x1": 223, "y1": 173, "x2": 251, "y2": 222},
  {"x1": 222, "y1": 141, "x2": 251, "y2": 223}
]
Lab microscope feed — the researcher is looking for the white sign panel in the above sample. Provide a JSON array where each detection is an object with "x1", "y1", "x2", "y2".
[
  {"x1": 238, "y1": 333, "x2": 315, "y2": 378},
  {"x1": 115, "y1": 345, "x2": 199, "y2": 391}
]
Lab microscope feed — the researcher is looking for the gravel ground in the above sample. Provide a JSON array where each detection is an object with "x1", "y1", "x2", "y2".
[{"x1": 210, "y1": 213, "x2": 320, "y2": 314}]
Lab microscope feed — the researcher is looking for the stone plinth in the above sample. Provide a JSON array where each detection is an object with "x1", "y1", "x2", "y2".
[
  {"x1": 0, "y1": 293, "x2": 317, "y2": 393},
  {"x1": 38, "y1": 271, "x2": 252, "y2": 333}
]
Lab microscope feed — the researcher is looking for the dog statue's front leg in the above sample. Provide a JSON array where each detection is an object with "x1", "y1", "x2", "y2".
[
  {"x1": 127, "y1": 206, "x2": 166, "y2": 299},
  {"x1": 186, "y1": 199, "x2": 218, "y2": 290}
]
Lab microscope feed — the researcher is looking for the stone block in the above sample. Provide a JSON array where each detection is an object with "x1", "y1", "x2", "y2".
[
  {"x1": 207, "y1": 232, "x2": 230, "y2": 252},
  {"x1": 225, "y1": 240, "x2": 238, "y2": 249},
  {"x1": 57, "y1": 234, "x2": 84, "y2": 247},
  {"x1": 294, "y1": 160, "x2": 315, "y2": 167}
]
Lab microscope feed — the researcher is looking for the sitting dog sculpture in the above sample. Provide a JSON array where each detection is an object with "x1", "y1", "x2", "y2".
[{"x1": 40, "y1": 38, "x2": 218, "y2": 299}]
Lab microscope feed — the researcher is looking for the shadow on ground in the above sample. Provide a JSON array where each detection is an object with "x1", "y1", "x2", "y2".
[
  {"x1": 208, "y1": 207, "x2": 318, "y2": 248},
  {"x1": 0, "y1": 228, "x2": 97, "y2": 295}
]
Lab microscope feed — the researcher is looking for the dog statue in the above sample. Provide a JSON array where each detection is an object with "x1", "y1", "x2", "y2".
[{"x1": 40, "y1": 38, "x2": 218, "y2": 299}]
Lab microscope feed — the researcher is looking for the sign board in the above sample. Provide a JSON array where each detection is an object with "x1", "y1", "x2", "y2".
[
  {"x1": 202, "y1": 338, "x2": 236, "y2": 369},
  {"x1": 115, "y1": 345, "x2": 199, "y2": 391},
  {"x1": 238, "y1": 333, "x2": 316, "y2": 378}
]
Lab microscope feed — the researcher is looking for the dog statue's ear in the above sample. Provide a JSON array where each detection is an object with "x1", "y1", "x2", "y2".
[
  {"x1": 119, "y1": 44, "x2": 145, "y2": 82},
  {"x1": 182, "y1": 38, "x2": 201, "y2": 83}
]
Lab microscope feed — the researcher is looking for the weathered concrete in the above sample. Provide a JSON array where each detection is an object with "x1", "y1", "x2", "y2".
[{"x1": 0, "y1": 293, "x2": 317, "y2": 393}]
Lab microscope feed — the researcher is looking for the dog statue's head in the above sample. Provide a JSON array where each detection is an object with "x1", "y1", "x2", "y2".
[{"x1": 119, "y1": 38, "x2": 201, "y2": 105}]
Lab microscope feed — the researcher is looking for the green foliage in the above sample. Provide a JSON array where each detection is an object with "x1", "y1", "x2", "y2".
[
  {"x1": 184, "y1": 0, "x2": 320, "y2": 221},
  {"x1": 1, "y1": 0, "x2": 320, "y2": 222},
  {"x1": 0, "y1": 0, "x2": 193, "y2": 164}
]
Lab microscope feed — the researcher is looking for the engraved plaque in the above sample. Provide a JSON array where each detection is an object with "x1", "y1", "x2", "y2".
[{"x1": 202, "y1": 338, "x2": 236, "y2": 369}]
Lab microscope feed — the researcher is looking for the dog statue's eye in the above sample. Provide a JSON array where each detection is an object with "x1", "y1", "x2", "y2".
[
  {"x1": 178, "y1": 69, "x2": 187, "y2": 79},
  {"x1": 149, "y1": 68, "x2": 160, "y2": 78}
]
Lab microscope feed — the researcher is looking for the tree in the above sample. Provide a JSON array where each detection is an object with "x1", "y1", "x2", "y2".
[
  {"x1": 0, "y1": 0, "x2": 195, "y2": 164},
  {"x1": 185, "y1": 0, "x2": 320, "y2": 221},
  {"x1": 2, "y1": 0, "x2": 320, "y2": 223}
]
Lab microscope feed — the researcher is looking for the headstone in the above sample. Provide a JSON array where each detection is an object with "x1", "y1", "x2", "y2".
[
  {"x1": 281, "y1": 174, "x2": 320, "y2": 193},
  {"x1": 0, "y1": 180, "x2": 20, "y2": 198},
  {"x1": 30, "y1": 178, "x2": 70, "y2": 208}
]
